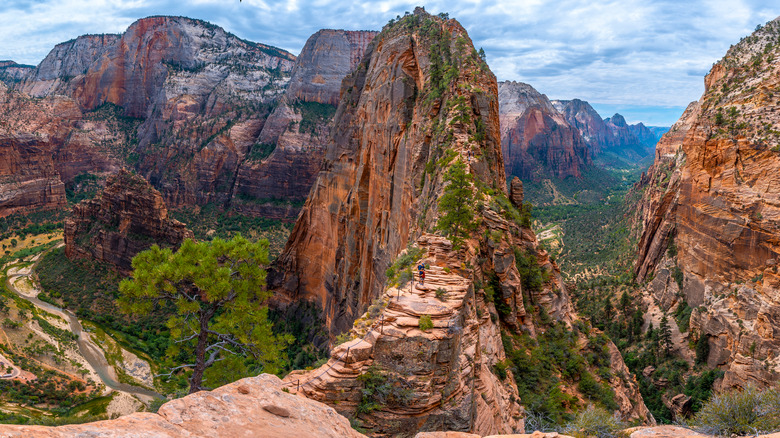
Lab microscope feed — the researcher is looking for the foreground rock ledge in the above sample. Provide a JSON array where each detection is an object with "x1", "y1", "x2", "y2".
[{"x1": 0, "y1": 374, "x2": 364, "y2": 438}]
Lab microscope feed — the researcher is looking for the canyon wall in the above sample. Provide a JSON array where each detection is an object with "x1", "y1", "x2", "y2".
[
  {"x1": 635, "y1": 17, "x2": 780, "y2": 389},
  {"x1": 273, "y1": 9, "x2": 650, "y2": 435}
]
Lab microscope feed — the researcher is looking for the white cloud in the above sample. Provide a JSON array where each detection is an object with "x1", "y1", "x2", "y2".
[{"x1": 0, "y1": 0, "x2": 776, "y2": 125}]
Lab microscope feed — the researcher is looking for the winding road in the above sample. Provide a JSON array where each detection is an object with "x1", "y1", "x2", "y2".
[{"x1": 4, "y1": 254, "x2": 161, "y2": 401}]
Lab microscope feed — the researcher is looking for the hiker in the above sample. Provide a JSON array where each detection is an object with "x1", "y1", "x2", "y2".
[{"x1": 420, "y1": 269, "x2": 425, "y2": 285}]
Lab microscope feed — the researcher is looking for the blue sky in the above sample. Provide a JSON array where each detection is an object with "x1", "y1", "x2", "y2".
[{"x1": 1, "y1": 1, "x2": 777, "y2": 126}]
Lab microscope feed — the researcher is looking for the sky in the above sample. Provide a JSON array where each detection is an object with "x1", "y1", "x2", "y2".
[{"x1": 0, "y1": 1, "x2": 777, "y2": 126}]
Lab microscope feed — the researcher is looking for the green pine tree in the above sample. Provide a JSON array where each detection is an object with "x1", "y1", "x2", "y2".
[
  {"x1": 118, "y1": 234, "x2": 291, "y2": 394},
  {"x1": 436, "y1": 159, "x2": 476, "y2": 247}
]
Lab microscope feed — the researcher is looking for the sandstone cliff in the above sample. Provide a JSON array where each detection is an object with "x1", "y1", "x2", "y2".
[
  {"x1": 10, "y1": 18, "x2": 376, "y2": 221},
  {"x1": 273, "y1": 9, "x2": 650, "y2": 435},
  {"x1": 64, "y1": 169, "x2": 192, "y2": 273},
  {"x1": 232, "y1": 29, "x2": 378, "y2": 219},
  {"x1": 499, "y1": 81, "x2": 590, "y2": 180},
  {"x1": 0, "y1": 82, "x2": 122, "y2": 217},
  {"x1": 634, "y1": 17, "x2": 780, "y2": 389},
  {"x1": 552, "y1": 99, "x2": 658, "y2": 162}
]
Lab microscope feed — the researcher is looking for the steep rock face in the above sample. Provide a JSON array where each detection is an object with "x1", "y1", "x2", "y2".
[
  {"x1": 635, "y1": 17, "x2": 780, "y2": 388},
  {"x1": 0, "y1": 374, "x2": 366, "y2": 438},
  {"x1": 604, "y1": 114, "x2": 654, "y2": 160},
  {"x1": 232, "y1": 29, "x2": 377, "y2": 219},
  {"x1": 274, "y1": 9, "x2": 650, "y2": 435},
  {"x1": 286, "y1": 29, "x2": 378, "y2": 106},
  {"x1": 552, "y1": 99, "x2": 611, "y2": 156},
  {"x1": 552, "y1": 99, "x2": 658, "y2": 162},
  {"x1": 499, "y1": 81, "x2": 590, "y2": 180},
  {"x1": 17, "y1": 16, "x2": 297, "y2": 212},
  {"x1": 64, "y1": 170, "x2": 192, "y2": 273},
  {"x1": 273, "y1": 10, "x2": 505, "y2": 335},
  {"x1": 0, "y1": 82, "x2": 122, "y2": 217},
  {"x1": 0, "y1": 135, "x2": 66, "y2": 217},
  {"x1": 0, "y1": 61, "x2": 34, "y2": 84}
]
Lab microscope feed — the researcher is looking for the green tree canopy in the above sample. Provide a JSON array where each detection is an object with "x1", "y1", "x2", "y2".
[
  {"x1": 436, "y1": 158, "x2": 476, "y2": 247},
  {"x1": 118, "y1": 235, "x2": 290, "y2": 394}
]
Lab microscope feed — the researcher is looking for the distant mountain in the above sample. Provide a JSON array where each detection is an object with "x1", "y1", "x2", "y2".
[
  {"x1": 0, "y1": 17, "x2": 376, "y2": 220},
  {"x1": 553, "y1": 100, "x2": 667, "y2": 163},
  {"x1": 498, "y1": 81, "x2": 591, "y2": 180}
]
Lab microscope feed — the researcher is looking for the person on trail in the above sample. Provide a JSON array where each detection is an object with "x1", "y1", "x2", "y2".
[{"x1": 420, "y1": 269, "x2": 425, "y2": 286}]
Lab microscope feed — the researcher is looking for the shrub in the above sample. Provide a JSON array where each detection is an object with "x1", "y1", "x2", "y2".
[
  {"x1": 357, "y1": 366, "x2": 413, "y2": 414},
  {"x1": 564, "y1": 405, "x2": 626, "y2": 438},
  {"x1": 435, "y1": 288, "x2": 448, "y2": 301},
  {"x1": 386, "y1": 246, "x2": 425, "y2": 287},
  {"x1": 688, "y1": 384, "x2": 780, "y2": 435},
  {"x1": 419, "y1": 315, "x2": 434, "y2": 331}
]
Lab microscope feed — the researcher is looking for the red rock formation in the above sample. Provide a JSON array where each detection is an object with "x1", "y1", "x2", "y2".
[
  {"x1": 273, "y1": 9, "x2": 650, "y2": 434},
  {"x1": 635, "y1": 17, "x2": 780, "y2": 388},
  {"x1": 552, "y1": 99, "x2": 658, "y2": 162},
  {"x1": 232, "y1": 29, "x2": 378, "y2": 219},
  {"x1": 499, "y1": 81, "x2": 590, "y2": 180},
  {"x1": 64, "y1": 170, "x2": 192, "y2": 273},
  {"x1": 0, "y1": 135, "x2": 66, "y2": 217},
  {"x1": 0, "y1": 82, "x2": 121, "y2": 217}
]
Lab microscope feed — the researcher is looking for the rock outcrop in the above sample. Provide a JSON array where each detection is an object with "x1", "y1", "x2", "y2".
[
  {"x1": 634, "y1": 17, "x2": 780, "y2": 389},
  {"x1": 64, "y1": 169, "x2": 192, "y2": 273},
  {"x1": 0, "y1": 374, "x2": 366, "y2": 438},
  {"x1": 0, "y1": 60, "x2": 34, "y2": 84},
  {"x1": 0, "y1": 134, "x2": 67, "y2": 217},
  {"x1": 273, "y1": 9, "x2": 650, "y2": 435},
  {"x1": 499, "y1": 81, "x2": 590, "y2": 180}
]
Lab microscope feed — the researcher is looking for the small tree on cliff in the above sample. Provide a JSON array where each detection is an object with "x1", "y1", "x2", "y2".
[
  {"x1": 659, "y1": 314, "x2": 673, "y2": 357},
  {"x1": 437, "y1": 159, "x2": 476, "y2": 247},
  {"x1": 118, "y1": 235, "x2": 290, "y2": 394}
]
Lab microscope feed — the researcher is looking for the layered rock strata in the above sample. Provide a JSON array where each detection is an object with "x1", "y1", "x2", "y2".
[
  {"x1": 232, "y1": 29, "x2": 377, "y2": 218},
  {"x1": 498, "y1": 81, "x2": 590, "y2": 180},
  {"x1": 0, "y1": 374, "x2": 365, "y2": 438},
  {"x1": 64, "y1": 170, "x2": 192, "y2": 273},
  {"x1": 274, "y1": 9, "x2": 650, "y2": 435},
  {"x1": 0, "y1": 82, "x2": 122, "y2": 217},
  {"x1": 634, "y1": 17, "x2": 780, "y2": 388}
]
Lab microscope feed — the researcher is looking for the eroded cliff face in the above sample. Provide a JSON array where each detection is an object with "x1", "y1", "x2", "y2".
[
  {"x1": 499, "y1": 81, "x2": 590, "y2": 180},
  {"x1": 14, "y1": 16, "x2": 300, "y2": 215},
  {"x1": 635, "y1": 17, "x2": 780, "y2": 389},
  {"x1": 10, "y1": 18, "x2": 376, "y2": 220},
  {"x1": 274, "y1": 9, "x2": 650, "y2": 435},
  {"x1": 0, "y1": 82, "x2": 122, "y2": 217},
  {"x1": 64, "y1": 169, "x2": 192, "y2": 273},
  {"x1": 232, "y1": 29, "x2": 378, "y2": 219}
]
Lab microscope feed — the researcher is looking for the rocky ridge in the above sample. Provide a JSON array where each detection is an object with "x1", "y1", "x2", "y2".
[
  {"x1": 634, "y1": 17, "x2": 780, "y2": 389},
  {"x1": 273, "y1": 9, "x2": 650, "y2": 435},
  {"x1": 64, "y1": 169, "x2": 193, "y2": 273},
  {"x1": 498, "y1": 81, "x2": 591, "y2": 180}
]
